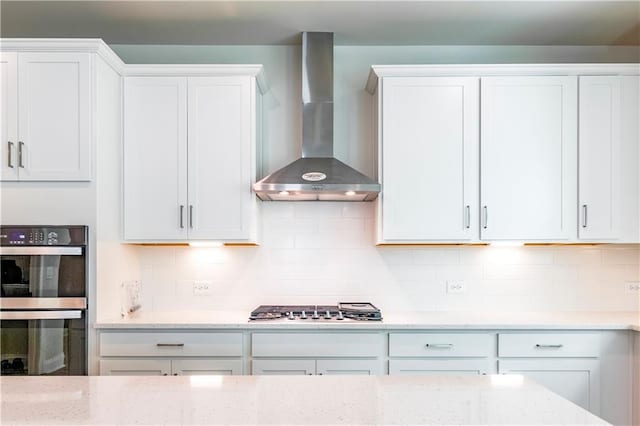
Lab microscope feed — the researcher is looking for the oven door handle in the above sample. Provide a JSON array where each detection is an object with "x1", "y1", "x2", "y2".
[
  {"x1": 0, "y1": 310, "x2": 82, "y2": 320},
  {"x1": 0, "y1": 247, "x2": 83, "y2": 256}
]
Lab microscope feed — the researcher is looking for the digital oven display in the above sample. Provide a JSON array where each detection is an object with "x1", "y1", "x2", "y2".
[{"x1": 9, "y1": 232, "x2": 26, "y2": 242}]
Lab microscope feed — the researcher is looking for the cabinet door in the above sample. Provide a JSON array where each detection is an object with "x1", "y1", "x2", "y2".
[
  {"x1": 100, "y1": 359, "x2": 171, "y2": 376},
  {"x1": 187, "y1": 77, "x2": 252, "y2": 240},
  {"x1": 579, "y1": 76, "x2": 621, "y2": 240},
  {"x1": 389, "y1": 359, "x2": 491, "y2": 375},
  {"x1": 499, "y1": 359, "x2": 600, "y2": 414},
  {"x1": 172, "y1": 359, "x2": 242, "y2": 376},
  {"x1": 480, "y1": 76, "x2": 577, "y2": 241},
  {"x1": 316, "y1": 359, "x2": 381, "y2": 375},
  {"x1": 619, "y1": 76, "x2": 640, "y2": 243},
  {"x1": 380, "y1": 77, "x2": 479, "y2": 241},
  {"x1": 17, "y1": 52, "x2": 92, "y2": 181},
  {"x1": 123, "y1": 77, "x2": 188, "y2": 241},
  {"x1": 252, "y1": 359, "x2": 315, "y2": 375},
  {"x1": 0, "y1": 52, "x2": 18, "y2": 181}
]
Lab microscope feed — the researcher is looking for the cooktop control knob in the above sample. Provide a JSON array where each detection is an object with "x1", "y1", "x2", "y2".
[
  {"x1": 324, "y1": 311, "x2": 331, "y2": 320},
  {"x1": 337, "y1": 311, "x2": 344, "y2": 320},
  {"x1": 300, "y1": 311, "x2": 307, "y2": 319},
  {"x1": 312, "y1": 310, "x2": 319, "y2": 320},
  {"x1": 288, "y1": 311, "x2": 295, "y2": 320}
]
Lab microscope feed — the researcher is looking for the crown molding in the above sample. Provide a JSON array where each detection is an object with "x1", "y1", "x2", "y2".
[{"x1": 366, "y1": 63, "x2": 640, "y2": 93}]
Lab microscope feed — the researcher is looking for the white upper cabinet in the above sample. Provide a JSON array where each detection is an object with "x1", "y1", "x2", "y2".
[
  {"x1": 123, "y1": 77, "x2": 188, "y2": 241},
  {"x1": 578, "y1": 76, "x2": 621, "y2": 241},
  {"x1": 187, "y1": 77, "x2": 254, "y2": 241},
  {"x1": 377, "y1": 76, "x2": 480, "y2": 243},
  {"x1": 480, "y1": 76, "x2": 577, "y2": 241},
  {"x1": 123, "y1": 72, "x2": 263, "y2": 243},
  {"x1": 1, "y1": 51, "x2": 92, "y2": 181},
  {"x1": 0, "y1": 52, "x2": 18, "y2": 181},
  {"x1": 619, "y1": 76, "x2": 640, "y2": 243}
]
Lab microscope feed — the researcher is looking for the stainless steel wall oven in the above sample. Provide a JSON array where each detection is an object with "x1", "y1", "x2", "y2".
[{"x1": 0, "y1": 226, "x2": 87, "y2": 375}]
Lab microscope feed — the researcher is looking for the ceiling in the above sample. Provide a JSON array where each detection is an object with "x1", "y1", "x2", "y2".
[{"x1": 1, "y1": 1, "x2": 639, "y2": 46}]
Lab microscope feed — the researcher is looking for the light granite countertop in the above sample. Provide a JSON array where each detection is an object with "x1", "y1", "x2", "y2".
[
  {"x1": 94, "y1": 310, "x2": 640, "y2": 330},
  {"x1": 0, "y1": 375, "x2": 608, "y2": 425}
]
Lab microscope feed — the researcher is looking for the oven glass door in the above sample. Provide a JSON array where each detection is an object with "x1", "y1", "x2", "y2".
[
  {"x1": 0, "y1": 310, "x2": 86, "y2": 376},
  {"x1": 0, "y1": 247, "x2": 85, "y2": 298}
]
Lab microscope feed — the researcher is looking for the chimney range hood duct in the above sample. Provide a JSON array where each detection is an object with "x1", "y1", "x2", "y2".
[{"x1": 253, "y1": 32, "x2": 381, "y2": 201}]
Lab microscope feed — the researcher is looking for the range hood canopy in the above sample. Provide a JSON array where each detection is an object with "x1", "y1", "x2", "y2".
[{"x1": 253, "y1": 32, "x2": 381, "y2": 201}]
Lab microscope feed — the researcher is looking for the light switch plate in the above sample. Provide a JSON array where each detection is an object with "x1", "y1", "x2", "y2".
[{"x1": 193, "y1": 281, "x2": 213, "y2": 296}]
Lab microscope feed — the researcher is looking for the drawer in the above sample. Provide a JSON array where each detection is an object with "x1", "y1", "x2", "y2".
[
  {"x1": 498, "y1": 333, "x2": 600, "y2": 358},
  {"x1": 251, "y1": 333, "x2": 382, "y2": 357},
  {"x1": 99, "y1": 331, "x2": 243, "y2": 357},
  {"x1": 389, "y1": 333, "x2": 492, "y2": 357}
]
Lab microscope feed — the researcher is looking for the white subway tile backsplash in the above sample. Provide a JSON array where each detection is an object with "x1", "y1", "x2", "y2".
[
  {"x1": 601, "y1": 247, "x2": 640, "y2": 265},
  {"x1": 132, "y1": 203, "x2": 639, "y2": 313}
]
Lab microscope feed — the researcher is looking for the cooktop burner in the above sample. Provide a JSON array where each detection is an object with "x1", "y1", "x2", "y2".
[{"x1": 249, "y1": 302, "x2": 382, "y2": 322}]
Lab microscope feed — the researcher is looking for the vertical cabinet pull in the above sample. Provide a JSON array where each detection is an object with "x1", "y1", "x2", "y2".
[
  {"x1": 189, "y1": 205, "x2": 194, "y2": 229},
  {"x1": 179, "y1": 205, "x2": 185, "y2": 229},
  {"x1": 482, "y1": 206, "x2": 488, "y2": 229},
  {"x1": 17, "y1": 141, "x2": 24, "y2": 168},
  {"x1": 582, "y1": 204, "x2": 588, "y2": 228},
  {"x1": 465, "y1": 205, "x2": 470, "y2": 229},
  {"x1": 7, "y1": 141, "x2": 14, "y2": 168}
]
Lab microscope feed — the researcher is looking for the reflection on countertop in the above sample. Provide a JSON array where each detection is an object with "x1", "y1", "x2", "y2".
[{"x1": 0, "y1": 375, "x2": 609, "y2": 426}]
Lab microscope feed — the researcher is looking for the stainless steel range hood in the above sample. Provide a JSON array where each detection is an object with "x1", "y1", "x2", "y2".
[{"x1": 253, "y1": 32, "x2": 381, "y2": 201}]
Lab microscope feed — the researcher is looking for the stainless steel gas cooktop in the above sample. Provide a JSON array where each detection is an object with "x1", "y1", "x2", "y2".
[{"x1": 249, "y1": 303, "x2": 382, "y2": 322}]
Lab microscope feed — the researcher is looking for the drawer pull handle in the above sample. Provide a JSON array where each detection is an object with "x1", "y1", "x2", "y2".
[
  {"x1": 535, "y1": 344, "x2": 563, "y2": 349},
  {"x1": 156, "y1": 343, "x2": 185, "y2": 347},
  {"x1": 425, "y1": 343, "x2": 454, "y2": 349}
]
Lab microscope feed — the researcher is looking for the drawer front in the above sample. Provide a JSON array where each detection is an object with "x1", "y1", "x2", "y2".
[
  {"x1": 99, "y1": 331, "x2": 243, "y2": 357},
  {"x1": 498, "y1": 333, "x2": 600, "y2": 358},
  {"x1": 389, "y1": 333, "x2": 492, "y2": 357},
  {"x1": 251, "y1": 333, "x2": 382, "y2": 357}
]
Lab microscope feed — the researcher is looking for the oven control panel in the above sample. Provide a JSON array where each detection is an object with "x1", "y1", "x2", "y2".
[{"x1": 0, "y1": 226, "x2": 87, "y2": 246}]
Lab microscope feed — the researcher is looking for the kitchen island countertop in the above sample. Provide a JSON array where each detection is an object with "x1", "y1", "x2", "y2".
[
  {"x1": 94, "y1": 310, "x2": 640, "y2": 330},
  {"x1": 0, "y1": 375, "x2": 608, "y2": 425}
]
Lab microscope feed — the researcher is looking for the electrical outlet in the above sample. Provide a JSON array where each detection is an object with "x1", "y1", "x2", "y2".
[
  {"x1": 193, "y1": 281, "x2": 213, "y2": 296},
  {"x1": 446, "y1": 281, "x2": 466, "y2": 294},
  {"x1": 625, "y1": 282, "x2": 640, "y2": 293}
]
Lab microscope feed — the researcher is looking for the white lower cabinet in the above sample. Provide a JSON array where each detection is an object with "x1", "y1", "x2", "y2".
[
  {"x1": 498, "y1": 332, "x2": 601, "y2": 414},
  {"x1": 100, "y1": 359, "x2": 171, "y2": 376},
  {"x1": 251, "y1": 332, "x2": 383, "y2": 375},
  {"x1": 99, "y1": 331, "x2": 244, "y2": 376},
  {"x1": 388, "y1": 332, "x2": 494, "y2": 376},
  {"x1": 252, "y1": 359, "x2": 380, "y2": 376},
  {"x1": 101, "y1": 359, "x2": 241, "y2": 376},
  {"x1": 499, "y1": 359, "x2": 600, "y2": 414}
]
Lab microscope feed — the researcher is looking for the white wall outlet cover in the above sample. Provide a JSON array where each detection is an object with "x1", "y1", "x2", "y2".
[
  {"x1": 193, "y1": 280, "x2": 214, "y2": 296},
  {"x1": 624, "y1": 282, "x2": 640, "y2": 293},
  {"x1": 446, "y1": 281, "x2": 466, "y2": 294}
]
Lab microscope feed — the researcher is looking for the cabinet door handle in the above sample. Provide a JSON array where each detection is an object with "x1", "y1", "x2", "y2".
[
  {"x1": 189, "y1": 205, "x2": 194, "y2": 229},
  {"x1": 582, "y1": 204, "x2": 588, "y2": 228},
  {"x1": 179, "y1": 205, "x2": 185, "y2": 229},
  {"x1": 18, "y1": 141, "x2": 24, "y2": 168},
  {"x1": 465, "y1": 205, "x2": 471, "y2": 229},
  {"x1": 425, "y1": 343, "x2": 454, "y2": 349},
  {"x1": 7, "y1": 141, "x2": 14, "y2": 168},
  {"x1": 535, "y1": 344, "x2": 563, "y2": 349},
  {"x1": 157, "y1": 343, "x2": 184, "y2": 347},
  {"x1": 482, "y1": 206, "x2": 488, "y2": 229}
]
